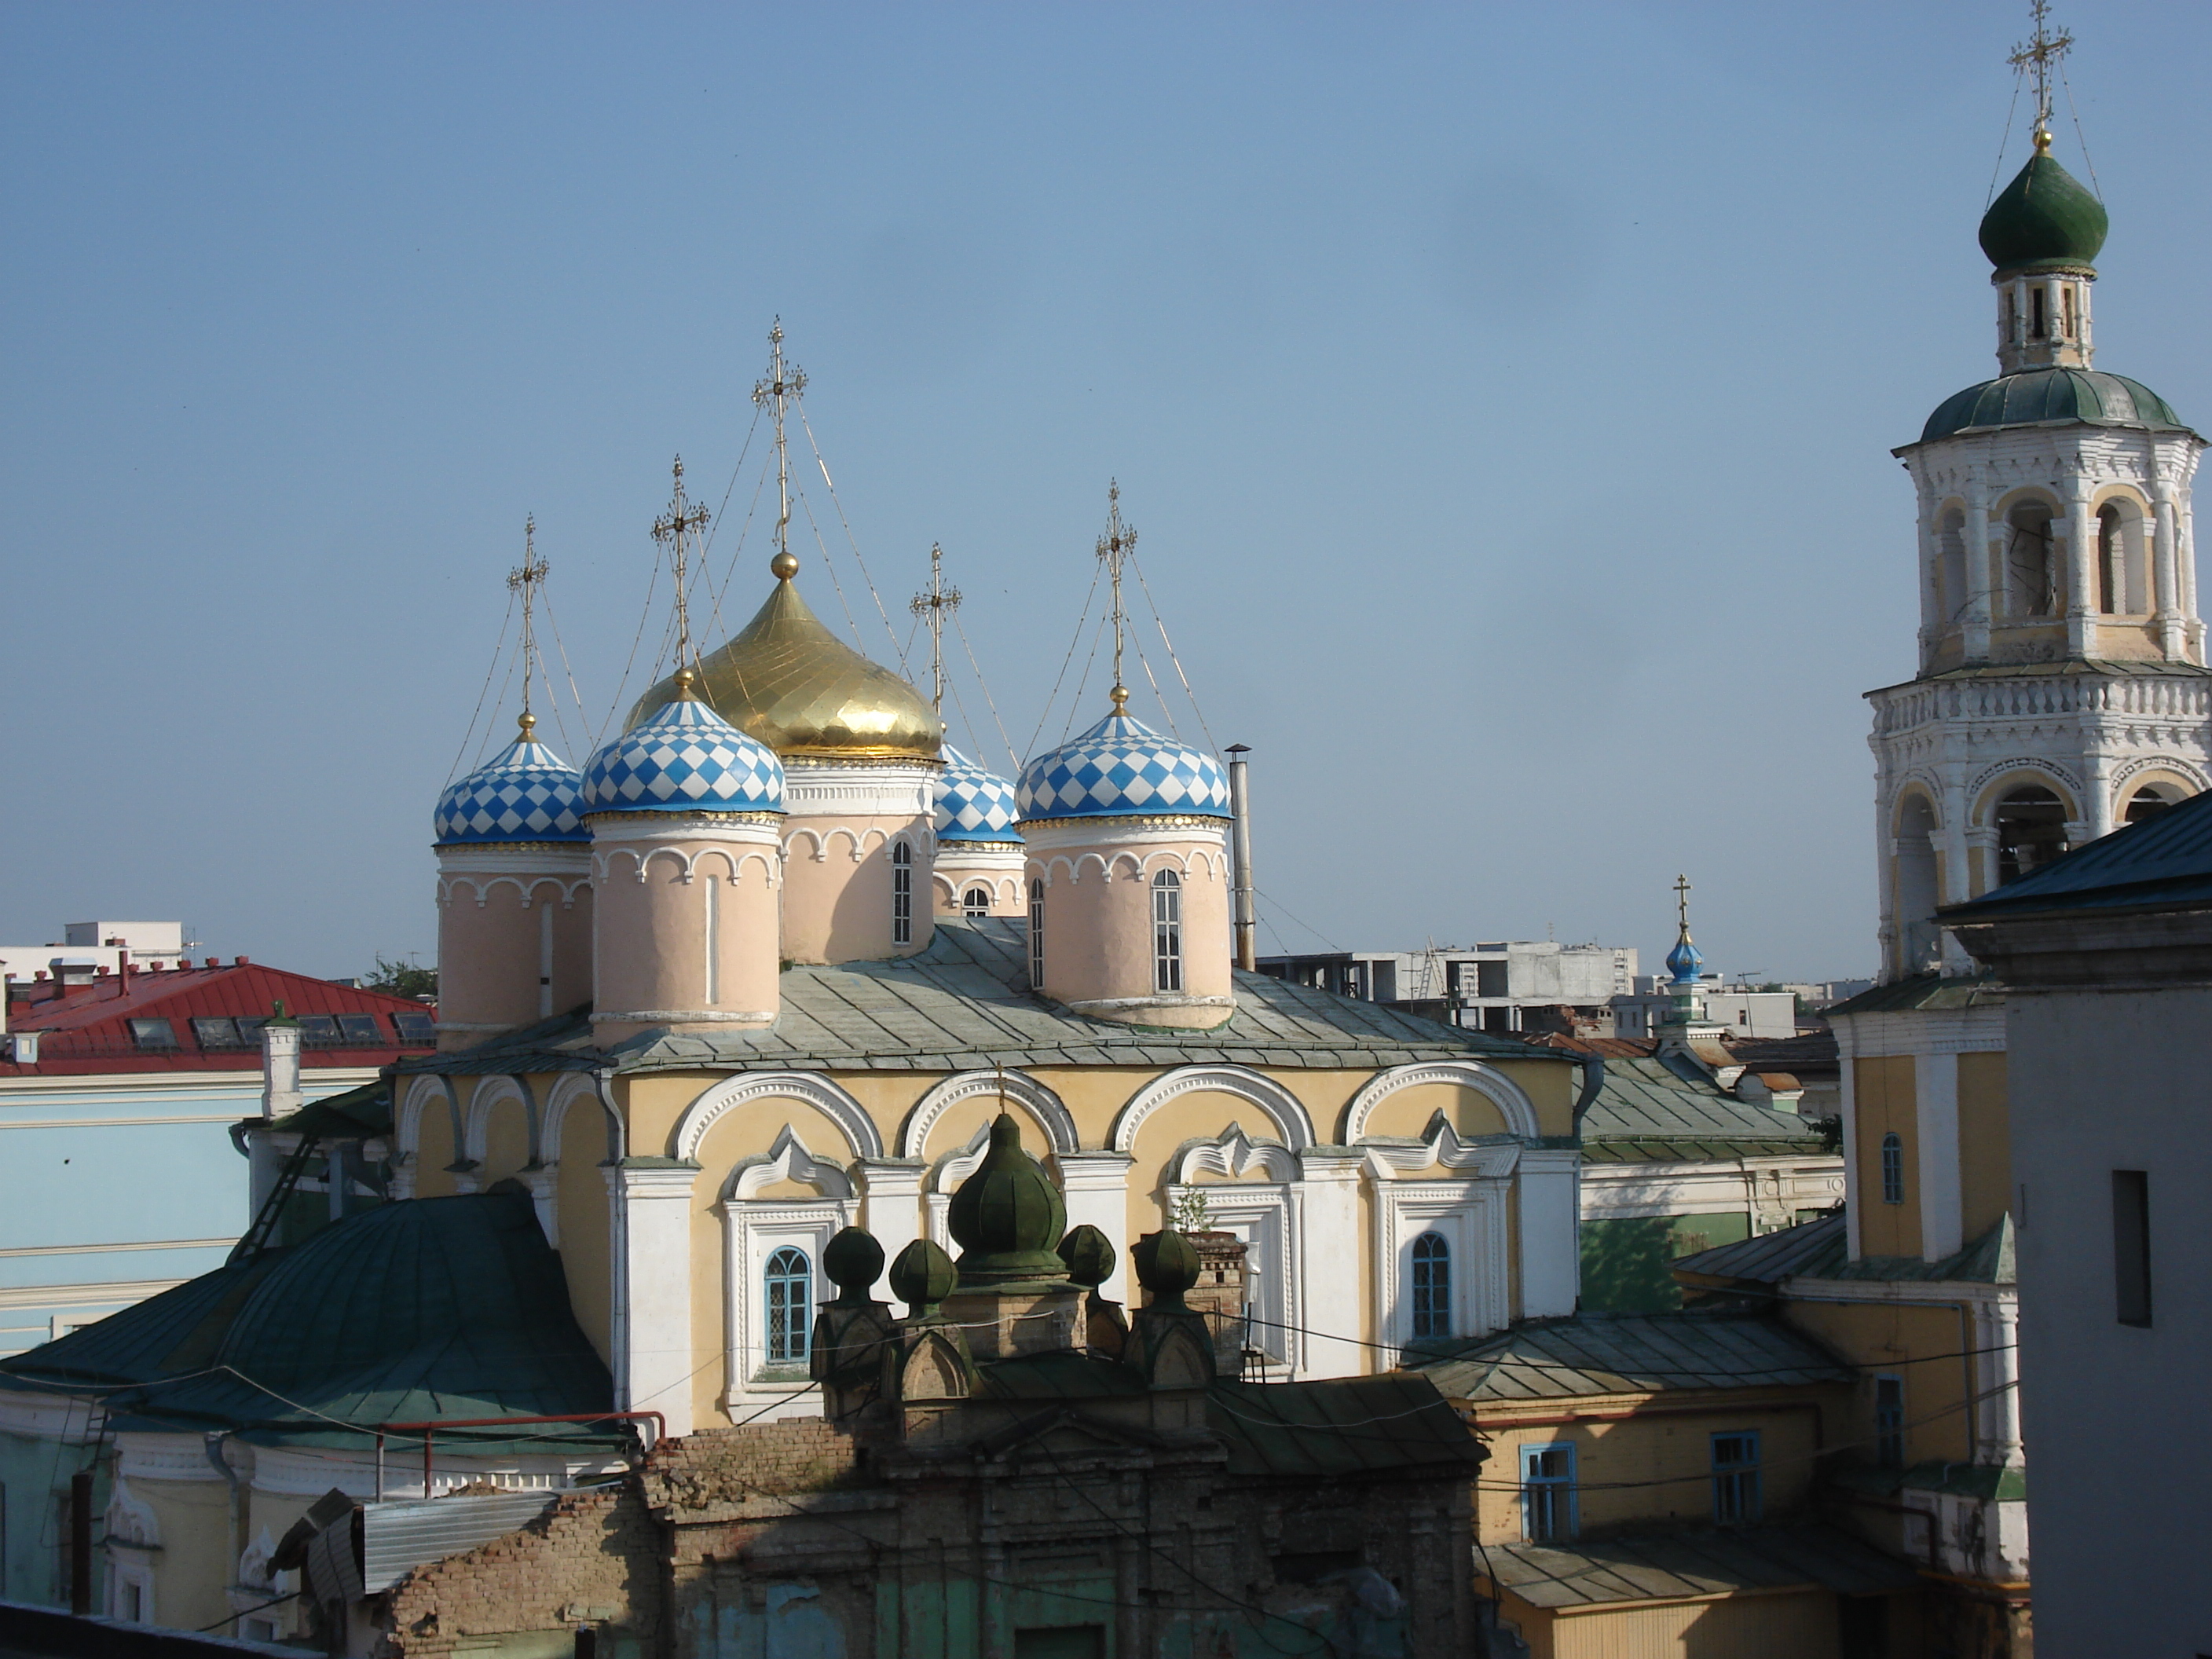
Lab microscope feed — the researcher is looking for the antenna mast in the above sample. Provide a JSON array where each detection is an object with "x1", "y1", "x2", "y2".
[
  {"x1": 2009, "y1": 0, "x2": 2073, "y2": 146},
  {"x1": 1097, "y1": 480, "x2": 1137, "y2": 714},
  {"x1": 507, "y1": 515, "x2": 549, "y2": 732},
  {"x1": 653, "y1": 457, "x2": 711, "y2": 675},
  {"x1": 751, "y1": 318, "x2": 808, "y2": 573},
  {"x1": 909, "y1": 543, "x2": 962, "y2": 713}
]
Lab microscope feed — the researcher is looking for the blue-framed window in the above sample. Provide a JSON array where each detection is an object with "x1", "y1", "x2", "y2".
[
  {"x1": 1880, "y1": 1133, "x2": 1905, "y2": 1205},
  {"x1": 1410, "y1": 1232, "x2": 1451, "y2": 1340},
  {"x1": 1520, "y1": 1443, "x2": 1576, "y2": 1542},
  {"x1": 1711, "y1": 1431, "x2": 1761, "y2": 1523},
  {"x1": 764, "y1": 1247, "x2": 813, "y2": 1366},
  {"x1": 1874, "y1": 1375, "x2": 1905, "y2": 1467}
]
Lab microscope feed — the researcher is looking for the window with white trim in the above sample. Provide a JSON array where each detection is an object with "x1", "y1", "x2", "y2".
[
  {"x1": 963, "y1": 885, "x2": 991, "y2": 918},
  {"x1": 1028, "y1": 878, "x2": 1045, "y2": 985},
  {"x1": 764, "y1": 1246, "x2": 812, "y2": 1366},
  {"x1": 1880, "y1": 1133, "x2": 1905, "y2": 1205},
  {"x1": 1152, "y1": 868, "x2": 1183, "y2": 992},
  {"x1": 892, "y1": 843, "x2": 914, "y2": 944},
  {"x1": 1711, "y1": 1430, "x2": 1761, "y2": 1523},
  {"x1": 1409, "y1": 1231, "x2": 1450, "y2": 1340},
  {"x1": 1521, "y1": 1443, "x2": 1576, "y2": 1541}
]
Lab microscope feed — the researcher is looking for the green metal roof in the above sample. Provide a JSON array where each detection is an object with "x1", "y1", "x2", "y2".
[
  {"x1": 1206, "y1": 1373, "x2": 1485, "y2": 1479},
  {"x1": 1919, "y1": 368, "x2": 2188, "y2": 444},
  {"x1": 269, "y1": 1077, "x2": 395, "y2": 1139},
  {"x1": 401, "y1": 917, "x2": 1559, "y2": 1079},
  {"x1": 1578, "y1": 1055, "x2": 1826, "y2": 1156},
  {"x1": 1675, "y1": 1211, "x2": 2014, "y2": 1289},
  {"x1": 1942, "y1": 782, "x2": 2212, "y2": 922},
  {"x1": 1481, "y1": 1523, "x2": 1920, "y2": 1609},
  {"x1": 1409, "y1": 1309, "x2": 1851, "y2": 1402},
  {"x1": 1979, "y1": 149, "x2": 2107, "y2": 273},
  {"x1": 1826, "y1": 972, "x2": 2005, "y2": 1016},
  {"x1": 1, "y1": 1193, "x2": 617, "y2": 1452}
]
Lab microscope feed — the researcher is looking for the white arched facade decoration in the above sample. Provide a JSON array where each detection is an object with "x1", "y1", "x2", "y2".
[
  {"x1": 1160, "y1": 1125, "x2": 1302, "y2": 1375},
  {"x1": 783, "y1": 824, "x2": 892, "y2": 864},
  {"x1": 591, "y1": 844, "x2": 780, "y2": 888},
  {"x1": 464, "y1": 1074, "x2": 537, "y2": 1167},
  {"x1": 1109, "y1": 1065, "x2": 1317, "y2": 1155},
  {"x1": 899, "y1": 1068, "x2": 1079, "y2": 1159},
  {"x1": 394, "y1": 1075, "x2": 463, "y2": 1197},
  {"x1": 1364, "y1": 1129, "x2": 1521, "y2": 1351},
  {"x1": 2110, "y1": 753, "x2": 2209, "y2": 796},
  {"x1": 1027, "y1": 846, "x2": 1232, "y2": 888},
  {"x1": 1341, "y1": 1060, "x2": 1540, "y2": 1144},
  {"x1": 436, "y1": 872, "x2": 592, "y2": 910},
  {"x1": 716, "y1": 1124, "x2": 860, "y2": 1423},
  {"x1": 672, "y1": 1071, "x2": 884, "y2": 1163},
  {"x1": 540, "y1": 1071, "x2": 617, "y2": 1167},
  {"x1": 1166, "y1": 1123, "x2": 1301, "y2": 1185}
]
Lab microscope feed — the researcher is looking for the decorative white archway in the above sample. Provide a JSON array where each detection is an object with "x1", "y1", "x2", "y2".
[
  {"x1": 464, "y1": 1074, "x2": 537, "y2": 1166},
  {"x1": 1108, "y1": 1065, "x2": 1317, "y2": 1155},
  {"x1": 672, "y1": 1071, "x2": 884, "y2": 1163},
  {"x1": 899, "y1": 1069, "x2": 1079, "y2": 1159},
  {"x1": 1341, "y1": 1060, "x2": 1540, "y2": 1144},
  {"x1": 541, "y1": 1071, "x2": 617, "y2": 1166}
]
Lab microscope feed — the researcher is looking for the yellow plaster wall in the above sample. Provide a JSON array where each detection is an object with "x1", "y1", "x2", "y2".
[
  {"x1": 1498, "y1": 1587, "x2": 1843, "y2": 1659},
  {"x1": 1956, "y1": 1051, "x2": 2012, "y2": 1242},
  {"x1": 1358, "y1": 1083, "x2": 1513, "y2": 1141},
  {"x1": 551, "y1": 1091, "x2": 616, "y2": 1368},
  {"x1": 134, "y1": 1477, "x2": 233, "y2": 1635},
  {"x1": 1853, "y1": 1056, "x2": 1921, "y2": 1258},
  {"x1": 1781, "y1": 1300, "x2": 1972, "y2": 1465},
  {"x1": 478, "y1": 1091, "x2": 532, "y2": 1187},
  {"x1": 1471, "y1": 1394, "x2": 1837, "y2": 1543},
  {"x1": 620, "y1": 1071, "x2": 717, "y2": 1163},
  {"x1": 412, "y1": 1093, "x2": 460, "y2": 1198}
]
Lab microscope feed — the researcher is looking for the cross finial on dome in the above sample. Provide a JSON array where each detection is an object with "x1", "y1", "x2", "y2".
[
  {"x1": 2007, "y1": 0, "x2": 2074, "y2": 149},
  {"x1": 1097, "y1": 480, "x2": 1137, "y2": 711},
  {"x1": 507, "y1": 515, "x2": 550, "y2": 728}
]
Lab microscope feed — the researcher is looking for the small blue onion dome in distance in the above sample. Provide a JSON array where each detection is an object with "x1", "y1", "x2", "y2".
[
  {"x1": 434, "y1": 714, "x2": 588, "y2": 845},
  {"x1": 1016, "y1": 700, "x2": 1231, "y2": 822},
  {"x1": 1665, "y1": 931, "x2": 1705, "y2": 987},
  {"x1": 936, "y1": 747, "x2": 1023, "y2": 843},
  {"x1": 581, "y1": 669, "x2": 785, "y2": 815}
]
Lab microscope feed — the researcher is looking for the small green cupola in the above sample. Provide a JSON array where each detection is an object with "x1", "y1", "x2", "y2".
[
  {"x1": 1979, "y1": 136, "x2": 2108, "y2": 273},
  {"x1": 946, "y1": 1114, "x2": 1069, "y2": 1284}
]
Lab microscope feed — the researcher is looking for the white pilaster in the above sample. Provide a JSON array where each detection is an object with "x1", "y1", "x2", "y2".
[
  {"x1": 855, "y1": 1159, "x2": 924, "y2": 1302},
  {"x1": 1054, "y1": 1152, "x2": 1136, "y2": 1306},
  {"x1": 1514, "y1": 1148, "x2": 1580, "y2": 1318},
  {"x1": 1295, "y1": 1148, "x2": 1368, "y2": 1375},
  {"x1": 1914, "y1": 1051, "x2": 1962, "y2": 1262},
  {"x1": 616, "y1": 1163, "x2": 702, "y2": 1435}
]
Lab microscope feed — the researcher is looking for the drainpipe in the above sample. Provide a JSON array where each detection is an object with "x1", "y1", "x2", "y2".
[
  {"x1": 206, "y1": 1433, "x2": 244, "y2": 1628},
  {"x1": 595, "y1": 1068, "x2": 630, "y2": 1407},
  {"x1": 1226, "y1": 745, "x2": 1257, "y2": 972},
  {"x1": 1570, "y1": 1055, "x2": 1606, "y2": 1136}
]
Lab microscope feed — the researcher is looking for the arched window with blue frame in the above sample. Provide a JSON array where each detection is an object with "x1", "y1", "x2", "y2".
[
  {"x1": 1880, "y1": 1133, "x2": 1905, "y2": 1205},
  {"x1": 1410, "y1": 1231, "x2": 1451, "y2": 1339},
  {"x1": 764, "y1": 1246, "x2": 813, "y2": 1366}
]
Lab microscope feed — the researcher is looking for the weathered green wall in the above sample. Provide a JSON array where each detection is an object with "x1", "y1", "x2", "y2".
[{"x1": 1580, "y1": 1212, "x2": 1751, "y2": 1313}]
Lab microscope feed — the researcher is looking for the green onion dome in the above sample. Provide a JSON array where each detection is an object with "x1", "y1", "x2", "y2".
[
  {"x1": 1921, "y1": 368, "x2": 2188, "y2": 444},
  {"x1": 946, "y1": 1115, "x2": 1068, "y2": 1283},
  {"x1": 1979, "y1": 142, "x2": 2108, "y2": 273}
]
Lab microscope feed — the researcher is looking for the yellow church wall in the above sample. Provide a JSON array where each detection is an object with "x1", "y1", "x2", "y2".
[
  {"x1": 478, "y1": 1088, "x2": 531, "y2": 1187},
  {"x1": 1470, "y1": 1392, "x2": 1837, "y2": 1544},
  {"x1": 411, "y1": 1093, "x2": 460, "y2": 1199},
  {"x1": 131, "y1": 1476, "x2": 233, "y2": 1635},
  {"x1": 555, "y1": 1131, "x2": 616, "y2": 1371},
  {"x1": 619, "y1": 1071, "x2": 715, "y2": 1165},
  {"x1": 1357, "y1": 1082, "x2": 1514, "y2": 1141},
  {"x1": 1496, "y1": 1585, "x2": 1847, "y2": 1659},
  {"x1": 1781, "y1": 1301, "x2": 1972, "y2": 1465},
  {"x1": 1852, "y1": 1056, "x2": 1921, "y2": 1258},
  {"x1": 1956, "y1": 1050, "x2": 2011, "y2": 1242}
]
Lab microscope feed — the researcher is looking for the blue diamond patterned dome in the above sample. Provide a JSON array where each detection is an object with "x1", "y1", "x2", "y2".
[
  {"x1": 434, "y1": 725, "x2": 588, "y2": 845},
  {"x1": 581, "y1": 694, "x2": 784, "y2": 815},
  {"x1": 1016, "y1": 710, "x2": 1230, "y2": 823},
  {"x1": 936, "y1": 747, "x2": 1023, "y2": 843}
]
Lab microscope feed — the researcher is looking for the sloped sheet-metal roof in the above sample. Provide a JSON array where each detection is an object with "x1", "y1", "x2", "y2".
[
  {"x1": 1943, "y1": 781, "x2": 2212, "y2": 920},
  {"x1": 1674, "y1": 1210, "x2": 2015, "y2": 1288},
  {"x1": 1827, "y1": 973, "x2": 2005, "y2": 1016},
  {"x1": 401, "y1": 917, "x2": 1555, "y2": 1079},
  {"x1": 1207, "y1": 1373, "x2": 1485, "y2": 1479},
  {"x1": 1481, "y1": 1523, "x2": 1920, "y2": 1608},
  {"x1": 1579, "y1": 1056, "x2": 1826, "y2": 1158},
  {"x1": 1411, "y1": 1311, "x2": 1851, "y2": 1402},
  {"x1": 1, "y1": 1194, "x2": 617, "y2": 1452}
]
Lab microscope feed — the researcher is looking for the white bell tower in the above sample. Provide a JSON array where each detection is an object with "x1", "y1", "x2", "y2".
[{"x1": 1872, "y1": 102, "x2": 2210, "y2": 979}]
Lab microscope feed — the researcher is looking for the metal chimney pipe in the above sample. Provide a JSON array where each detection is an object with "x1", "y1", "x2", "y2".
[{"x1": 1226, "y1": 745, "x2": 1257, "y2": 972}]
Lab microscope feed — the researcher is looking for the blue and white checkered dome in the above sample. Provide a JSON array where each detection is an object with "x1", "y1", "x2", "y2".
[
  {"x1": 936, "y1": 747, "x2": 1024, "y2": 844},
  {"x1": 1016, "y1": 706, "x2": 1231, "y2": 822},
  {"x1": 434, "y1": 719, "x2": 588, "y2": 845},
  {"x1": 580, "y1": 687, "x2": 785, "y2": 815}
]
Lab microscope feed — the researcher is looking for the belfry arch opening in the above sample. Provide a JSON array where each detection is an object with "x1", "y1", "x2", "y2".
[
  {"x1": 1939, "y1": 508, "x2": 1968, "y2": 625},
  {"x1": 1894, "y1": 793, "x2": 1940, "y2": 972},
  {"x1": 2123, "y1": 782, "x2": 2185, "y2": 825},
  {"x1": 2005, "y1": 501, "x2": 2056, "y2": 619},
  {"x1": 1994, "y1": 786, "x2": 2068, "y2": 884}
]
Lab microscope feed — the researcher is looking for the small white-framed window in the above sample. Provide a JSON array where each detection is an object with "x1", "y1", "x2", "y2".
[
  {"x1": 892, "y1": 843, "x2": 914, "y2": 945},
  {"x1": 963, "y1": 886, "x2": 991, "y2": 918},
  {"x1": 1152, "y1": 868, "x2": 1183, "y2": 992},
  {"x1": 1409, "y1": 1232, "x2": 1450, "y2": 1340},
  {"x1": 764, "y1": 1246, "x2": 813, "y2": 1366},
  {"x1": 1028, "y1": 878, "x2": 1045, "y2": 986},
  {"x1": 1880, "y1": 1133, "x2": 1905, "y2": 1205},
  {"x1": 1711, "y1": 1430, "x2": 1761, "y2": 1524},
  {"x1": 1520, "y1": 1443, "x2": 1576, "y2": 1542}
]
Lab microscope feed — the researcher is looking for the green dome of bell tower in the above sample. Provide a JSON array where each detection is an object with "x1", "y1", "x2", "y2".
[{"x1": 1979, "y1": 135, "x2": 2108, "y2": 273}]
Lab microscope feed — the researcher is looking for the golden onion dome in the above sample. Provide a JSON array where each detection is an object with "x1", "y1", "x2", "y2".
[{"x1": 625, "y1": 559, "x2": 943, "y2": 760}]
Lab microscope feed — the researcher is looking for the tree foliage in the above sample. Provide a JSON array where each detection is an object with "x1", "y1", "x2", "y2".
[{"x1": 362, "y1": 954, "x2": 438, "y2": 999}]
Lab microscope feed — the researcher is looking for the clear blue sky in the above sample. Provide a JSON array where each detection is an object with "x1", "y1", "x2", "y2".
[{"x1": 5, "y1": 2, "x2": 2208, "y2": 984}]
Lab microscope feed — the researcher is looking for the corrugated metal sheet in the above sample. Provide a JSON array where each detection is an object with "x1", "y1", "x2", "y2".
[
  {"x1": 1412, "y1": 1310, "x2": 1852, "y2": 1402},
  {"x1": 361, "y1": 1490, "x2": 562, "y2": 1591},
  {"x1": 1480, "y1": 1522, "x2": 1920, "y2": 1608}
]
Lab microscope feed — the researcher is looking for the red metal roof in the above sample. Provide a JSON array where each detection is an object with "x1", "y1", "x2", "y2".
[{"x1": 2, "y1": 959, "x2": 434, "y2": 1077}]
